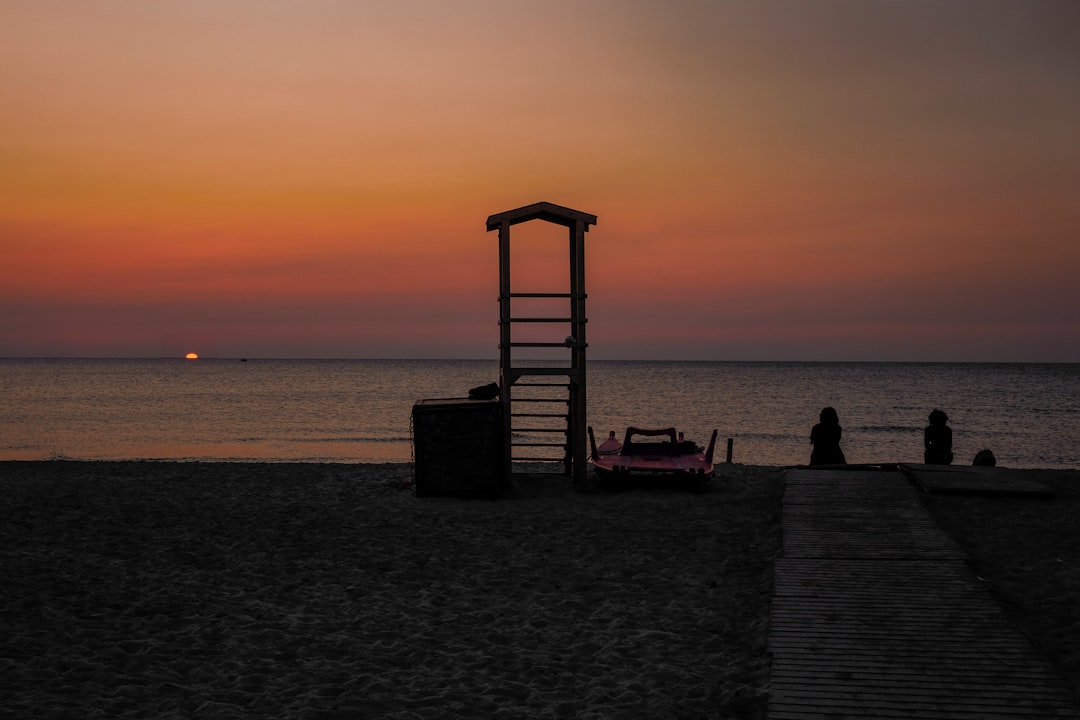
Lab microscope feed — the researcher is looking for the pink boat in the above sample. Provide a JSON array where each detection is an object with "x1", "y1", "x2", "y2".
[{"x1": 588, "y1": 426, "x2": 718, "y2": 492}]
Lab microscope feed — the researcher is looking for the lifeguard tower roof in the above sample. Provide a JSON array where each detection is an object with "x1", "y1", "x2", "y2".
[{"x1": 485, "y1": 201, "x2": 597, "y2": 232}]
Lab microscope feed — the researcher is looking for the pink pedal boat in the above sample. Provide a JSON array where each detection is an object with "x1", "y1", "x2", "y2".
[{"x1": 588, "y1": 426, "x2": 719, "y2": 492}]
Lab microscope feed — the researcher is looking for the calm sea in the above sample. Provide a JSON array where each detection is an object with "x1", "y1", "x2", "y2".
[{"x1": 1, "y1": 359, "x2": 1077, "y2": 469}]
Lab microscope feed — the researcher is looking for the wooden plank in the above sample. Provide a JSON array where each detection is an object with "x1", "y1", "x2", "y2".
[
  {"x1": 769, "y1": 668, "x2": 1063, "y2": 689},
  {"x1": 779, "y1": 471, "x2": 966, "y2": 563}
]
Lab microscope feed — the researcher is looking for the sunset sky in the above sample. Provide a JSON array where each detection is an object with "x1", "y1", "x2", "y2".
[{"x1": 2, "y1": 1, "x2": 1078, "y2": 361}]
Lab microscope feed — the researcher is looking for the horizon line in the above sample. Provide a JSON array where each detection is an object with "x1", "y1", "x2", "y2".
[{"x1": 1, "y1": 356, "x2": 1078, "y2": 365}]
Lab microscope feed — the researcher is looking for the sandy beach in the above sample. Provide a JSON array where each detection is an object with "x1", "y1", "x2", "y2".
[
  {"x1": 919, "y1": 468, "x2": 1080, "y2": 703},
  {"x1": 1, "y1": 461, "x2": 785, "y2": 719},
  {"x1": 3, "y1": 461, "x2": 1078, "y2": 718}
]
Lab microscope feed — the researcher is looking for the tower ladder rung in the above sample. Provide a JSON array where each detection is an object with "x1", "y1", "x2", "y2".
[
  {"x1": 507, "y1": 317, "x2": 575, "y2": 323},
  {"x1": 513, "y1": 382, "x2": 570, "y2": 388},
  {"x1": 511, "y1": 397, "x2": 569, "y2": 404},
  {"x1": 507, "y1": 367, "x2": 580, "y2": 378}
]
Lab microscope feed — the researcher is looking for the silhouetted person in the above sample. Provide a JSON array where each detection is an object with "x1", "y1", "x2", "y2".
[
  {"x1": 924, "y1": 409, "x2": 954, "y2": 465},
  {"x1": 810, "y1": 407, "x2": 846, "y2": 465}
]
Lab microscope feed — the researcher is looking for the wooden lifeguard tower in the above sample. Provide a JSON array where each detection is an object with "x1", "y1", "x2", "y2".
[{"x1": 485, "y1": 202, "x2": 597, "y2": 489}]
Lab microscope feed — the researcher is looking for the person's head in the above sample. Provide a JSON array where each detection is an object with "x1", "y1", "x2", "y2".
[
  {"x1": 819, "y1": 407, "x2": 839, "y2": 425},
  {"x1": 928, "y1": 409, "x2": 948, "y2": 426}
]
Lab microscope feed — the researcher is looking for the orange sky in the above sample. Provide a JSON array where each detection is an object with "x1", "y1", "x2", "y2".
[{"x1": 2, "y1": 1, "x2": 1078, "y2": 360}]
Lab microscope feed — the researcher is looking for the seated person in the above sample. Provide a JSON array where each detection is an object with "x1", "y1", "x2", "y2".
[
  {"x1": 924, "y1": 409, "x2": 954, "y2": 465},
  {"x1": 810, "y1": 407, "x2": 846, "y2": 465}
]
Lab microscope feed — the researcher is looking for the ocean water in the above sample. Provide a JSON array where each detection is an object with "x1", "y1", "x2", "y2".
[{"x1": 1, "y1": 359, "x2": 1077, "y2": 469}]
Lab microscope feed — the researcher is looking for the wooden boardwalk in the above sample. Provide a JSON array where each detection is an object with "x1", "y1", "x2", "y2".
[{"x1": 766, "y1": 469, "x2": 1077, "y2": 719}]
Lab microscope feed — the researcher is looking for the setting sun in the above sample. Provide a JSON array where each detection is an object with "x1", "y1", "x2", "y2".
[{"x1": 185, "y1": 352, "x2": 198, "y2": 360}]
